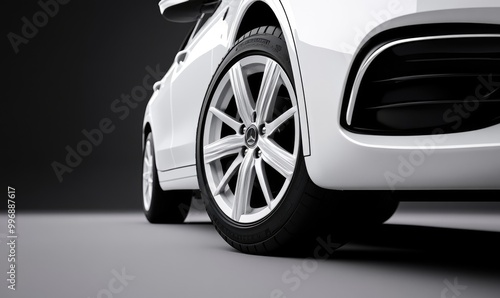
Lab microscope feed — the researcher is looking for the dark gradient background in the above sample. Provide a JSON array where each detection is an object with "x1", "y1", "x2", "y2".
[{"x1": 4, "y1": 0, "x2": 192, "y2": 210}]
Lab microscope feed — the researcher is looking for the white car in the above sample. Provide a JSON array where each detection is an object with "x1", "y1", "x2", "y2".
[{"x1": 142, "y1": 0, "x2": 500, "y2": 254}]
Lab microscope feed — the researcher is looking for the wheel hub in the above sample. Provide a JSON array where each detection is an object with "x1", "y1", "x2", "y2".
[{"x1": 244, "y1": 125, "x2": 259, "y2": 148}]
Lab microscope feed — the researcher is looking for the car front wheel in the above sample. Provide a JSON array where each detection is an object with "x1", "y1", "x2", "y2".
[{"x1": 196, "y1": 26, "x2": 354, "y2": 255}]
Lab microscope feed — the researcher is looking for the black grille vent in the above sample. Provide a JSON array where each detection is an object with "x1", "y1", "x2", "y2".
[{"x1": 349, "y1": 35, "x2": 500, "y2": 135}]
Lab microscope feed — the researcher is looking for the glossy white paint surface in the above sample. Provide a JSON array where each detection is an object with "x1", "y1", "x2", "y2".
[{"x1": 143, "y1": 0, "x2": 500, "y2": 191}]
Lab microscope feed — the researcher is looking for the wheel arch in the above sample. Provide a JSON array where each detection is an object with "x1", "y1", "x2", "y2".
[
  {"x1": 143, "y1": 122, "x2": 152, "y2": 148},
  {"x1": 233, "y1": 1, "x2": 281, "y2": 42},
  {"x1": 229, "y1": 0, "x2": 311, "y2": 155}
]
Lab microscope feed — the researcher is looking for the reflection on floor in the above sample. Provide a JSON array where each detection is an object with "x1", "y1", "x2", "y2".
[{"x1": 0, "y1": 202, "x2": 498, "y2": 298}]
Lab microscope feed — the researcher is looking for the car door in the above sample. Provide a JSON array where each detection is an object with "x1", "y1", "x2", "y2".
[
  {"x1": 168, "y1": 6, "x2": 230, "y2": 169},
  {"x1": 147, "y1": 65, "x2": 177, "y2": 172}
]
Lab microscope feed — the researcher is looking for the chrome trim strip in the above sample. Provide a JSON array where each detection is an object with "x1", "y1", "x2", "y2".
[{"x1": 345, "y1": 34, "x2": 500, "y2": 126}]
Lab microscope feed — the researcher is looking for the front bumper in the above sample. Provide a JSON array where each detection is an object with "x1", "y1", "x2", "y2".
[{"x1": 289, "y1": 4, "x2": 500, "y2": 190}]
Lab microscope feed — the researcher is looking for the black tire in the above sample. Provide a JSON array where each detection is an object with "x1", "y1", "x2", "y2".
[
  {"x1": 143, "y1": 132, "x2": 192, "y2": 223},
  {"x1": 343, "y1": 191, "x2": 399, "y2": 224},
  {"x1": 371, "y1": 193, "x2": 399, "y2": 224}
]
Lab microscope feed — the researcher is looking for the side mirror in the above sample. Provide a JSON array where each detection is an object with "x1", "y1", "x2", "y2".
[{"x1": 159, "y1": 0, "x2": 221, "y2": 23}]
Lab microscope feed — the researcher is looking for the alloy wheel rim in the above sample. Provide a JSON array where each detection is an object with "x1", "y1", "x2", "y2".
[
  {"x1": 203, "y1": 55, "x2": 299, "y2": 223},
  {"x1": 143, "y1": 140, "x2": 154, "y2": 211}
]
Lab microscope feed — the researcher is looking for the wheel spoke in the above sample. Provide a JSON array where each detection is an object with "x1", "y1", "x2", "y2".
[
  {"x1": 144, "y1": 154, "x2": 151, "y2": 166},
  {"x1": 229, "y1": 62, "x2": 254, "y2": 126},
  {"x1": 144, "y1": 143, "x2": 152, "y2": 166},
  {"x1": 266, "y1": 106, "x2": 296, "y2": 136},
  {"x1": 213, "y1": 154, "x2": 244, "y2": 196},
  {"x1": 255, "y1": 158, "x2": 273, "y2": 209},
  {"x1": 255, "y1": 60, "x2": 281, "y2": 124},
  {"x1": 232, "y1": 153, "x2": 255, "y2": 221},
  {"x1": 143, "y1": 171, "x2": 152, "y2": 184},
  {"x1": 204, "y1": 134, "x2": 245, "y2": 164},
  {"x1": 209, "y1": 107, "x2": 242, "y2": 132},
  {"x1": 259, "y1": 138, "x2": 296, "y2": 179}
]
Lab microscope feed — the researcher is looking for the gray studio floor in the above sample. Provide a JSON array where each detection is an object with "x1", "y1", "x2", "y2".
[{"x1": 1, "y1": 202, "x2": 500, "y2": 298}]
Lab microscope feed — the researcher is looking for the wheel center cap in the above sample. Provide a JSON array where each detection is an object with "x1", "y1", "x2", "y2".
[{"x1": 245, "y1": 125, "x2": 258, "y2": 148}]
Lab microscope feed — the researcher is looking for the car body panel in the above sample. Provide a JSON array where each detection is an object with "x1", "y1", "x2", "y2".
[
  {"x1": 143, "y1": 0, "x2": 500, "y2": 191},
  {"x1": 282, "y1": 1, "x2": 500, "y2": 190}
]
